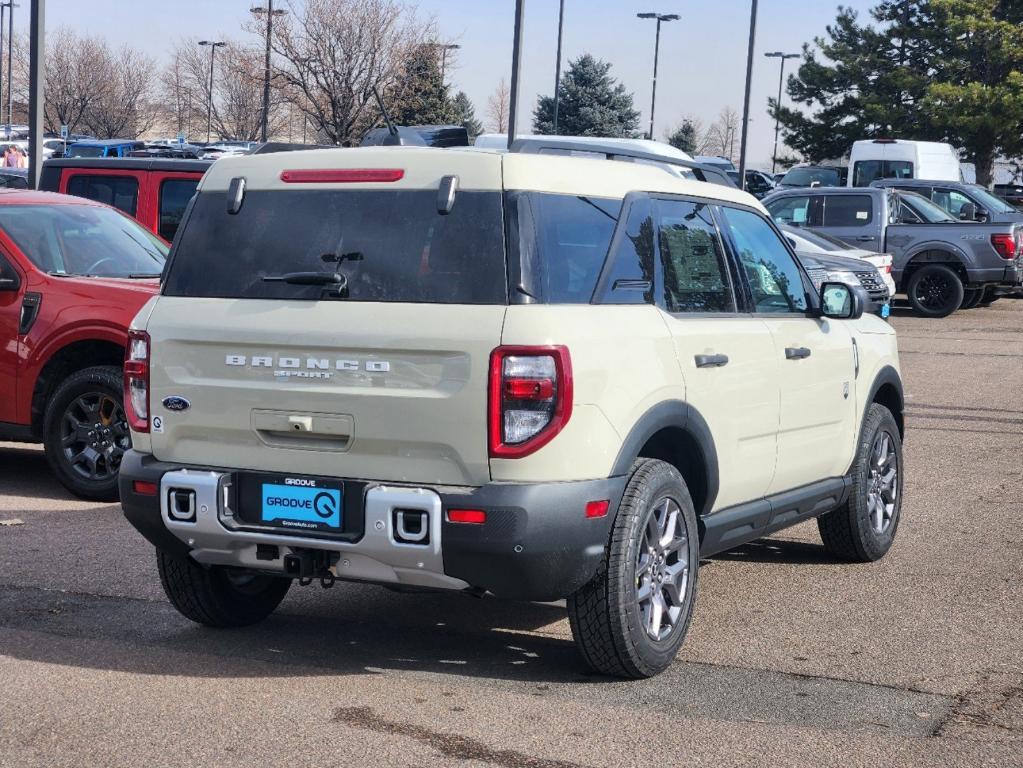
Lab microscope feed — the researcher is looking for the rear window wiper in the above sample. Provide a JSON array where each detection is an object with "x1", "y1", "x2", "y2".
[{"x1": 262, "y1": 271, "x2": 346, "y2": 286}]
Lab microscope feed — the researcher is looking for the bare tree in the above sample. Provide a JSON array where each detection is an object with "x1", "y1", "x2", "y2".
[
  {"x1": 84, "y1": 46, "x2": 158, "y2": 138},
  {"x1": 267, "y1": 0, "x2": 433, "y2": 145},
  {"x1": 486, "y1": 78, "x2": 510, "y2": 133},
  {"x1": 42, "y1": 28, "x2": 111, "y2": 134},
  {"x1": 701, "y1": 107, "x2": 740, "y2": 161},
  {"x1": 214, "y1": 45, "x2": 290, "y2": 141}
]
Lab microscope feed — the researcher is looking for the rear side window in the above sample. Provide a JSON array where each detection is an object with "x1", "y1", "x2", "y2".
[
  {"x1": 766, "y1": 195, "x2": 814, "y2": 225},
  {"x1": 656, "y1": 199, "x2": 734, "y2": 313},
  {"x1": 158, "y1": 178, "x2": 199, "y2": 241},
  {"x1": 596, "y1": 197, "x2": 655, "y2": 305},
  {"x1": 164, "y1": 189, "x2": 507, "y2": 304},
  {"x1": 66, "y1": 174, "x2": 139, "y2": 216},
  {"x1": 853, "y1": 160, "x2": 913, "y2": 187},
  {"x1": 822, "y1": 195, "x2": 873, "y2": 226}
]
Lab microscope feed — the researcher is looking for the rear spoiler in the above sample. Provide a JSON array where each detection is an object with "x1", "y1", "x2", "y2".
[{"x1": 506, "y1": 138, "x2": 737, "y2": 188}]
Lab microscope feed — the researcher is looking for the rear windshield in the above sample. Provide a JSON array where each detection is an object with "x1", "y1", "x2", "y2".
[
  {"x1": 782, "y1": 167, "x2": 840, "y2": 187},
  {"x1": 853, "y1": 160, "x2": 913, "y2": 187},
  {"x1": 66, "y1": 145, "x2": 104, "y2": 158},
  {"x1": 163, "y1": 189, "x2": 508, "y2": 303}
]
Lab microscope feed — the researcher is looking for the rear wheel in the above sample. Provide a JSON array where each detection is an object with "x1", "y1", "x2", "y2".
[
  {"x1": 42, "y1": 365, "x2": 129, "y2": 501},
  {"x1": 567, "y1": 459, "x2": 699, "y2": 679},
  {"x1": 960, "y1": 288, "x2": 984, "y2": 309},
  {"x1": 157, "y1": 550, "x2": 292, "y2": 627},
  {"x1": 906, "y1": 264, "x2": 964, "y2": 318}
]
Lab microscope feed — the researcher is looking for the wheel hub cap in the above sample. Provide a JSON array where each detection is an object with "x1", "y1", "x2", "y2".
[
  {"x1": 635, "y1": 497, "x2": 690, "y2": 642},
  {"x1": 60, "y1": 393, "x2": 130, "y2": 483},
  {"x1": 867, "y1": 431, "x2": 898, "y2": 534}
]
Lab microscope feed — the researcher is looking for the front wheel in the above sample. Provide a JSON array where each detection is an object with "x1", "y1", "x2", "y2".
[
  {"x1": 818, "y1": 403, "x2": 904, "y2": 562},
  {"x1": 567, "y1": 459, "x2": 699, "y2": 679},
  {"x1": 42, "y1": 365, "x2": 130, "y2": 501},
  {"x1": 157, "y1": 550, "x2": 292, "y2": 627},
  {"x1": 906, "y1": 264, "x2": 964, "y2": 318}
]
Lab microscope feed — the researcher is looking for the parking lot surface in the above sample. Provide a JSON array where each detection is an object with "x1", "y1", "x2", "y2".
[{"x1": 1, "y1": 301, "x2": 1021, "y2": 767}]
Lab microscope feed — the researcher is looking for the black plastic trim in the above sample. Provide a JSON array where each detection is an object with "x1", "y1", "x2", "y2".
[
  {"x1": 864, "y1": 364, "x2": 905, "y2": 439},
  {"x1": 700, "y1": 476, "x2": 850, "y2": 557},
  {"x1": 118, "y1": 450, "x2": 191, "y2": 557},
  {"x1": 610, "y1": 400, "x2": 720, "y2": 516},
  {"x1": 0, "y1": 421, "x2": 37, "y2": 442}
]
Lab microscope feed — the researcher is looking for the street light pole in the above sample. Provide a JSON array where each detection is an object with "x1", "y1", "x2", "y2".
[
  {"x1": 26, "y1": 0, "x2": 41, "y2": 188},
  {"x1": 198, "y1": 40, "x2": 227, "y2": 144},
  {"x1": 251, "y1": 3, "x2": 285, "y2": 143},
  {"x1": 552, "y1": 0, "x2": 565, "y2": 134},
  {"x1": 764, "y1": 51, "x2": 799, "y2": 174},
  {"x1": 506, "y1": 0, "x2": 525, "y2": 149},
  {"x1": 436, "y1": 43, "x2": 460, "y2": 84},
  {"x1": 637, "y1": 12, "x2": 679, "y2": 141},
  {"x1": 6, "y1": 1, "x2": 15, "y2": 134},
  {"x1": 737, "y1": 0, "x2": 758, "y2": 191}
]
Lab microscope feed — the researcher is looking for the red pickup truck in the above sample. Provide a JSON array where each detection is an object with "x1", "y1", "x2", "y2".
[
  {"x1": 39, "y1": 158, "x2": 211, "y2": 241},
  {"x1": 0, "y1": 190, "x2": 166, "y2": 499}
]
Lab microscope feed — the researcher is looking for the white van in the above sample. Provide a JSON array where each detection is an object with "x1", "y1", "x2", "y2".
[{"x1": 848, "y1": 139, "x2": 961, "y2": 187}]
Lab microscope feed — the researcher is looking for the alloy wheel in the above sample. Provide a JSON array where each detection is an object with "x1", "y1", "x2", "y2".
[
  {"x1": 635, "y1": 497, "x2": 691, "y2": 642},
  {"x1": 914, "y1": 272, "x2": 954, "y2": 311},
  {"x1": 59, "y1": 392, "x2": 130, "y2": 482},
  {"x1": 867, "y1": 431, "x2": 898, "y2": 534}
]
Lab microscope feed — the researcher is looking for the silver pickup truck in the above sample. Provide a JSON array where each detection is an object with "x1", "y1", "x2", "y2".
[{"x1": 763, "y1": 186, "x2": 1023, "y2": 317}]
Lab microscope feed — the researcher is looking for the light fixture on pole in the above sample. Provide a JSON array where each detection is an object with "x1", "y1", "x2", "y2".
[
  {"x1": 552, "y1": 0, "x2": 565, "y2": 134},
  {"x1": 764, "y1": 51, "x2": 798, "y2": 174},
  {"x1": 251, "y1": 2, "x2": 286, "y2": 143},
  {"x1": 637, "y1": 11, "x2": 678, "y2": 141},
  {"x1": 198, "y1": 40, "x2": 227, "y2": 144},
  {"x1": 737, "y1": 0, "x2": 758, "y2": 191},
  {"x1": 435, "y1": 43, "x2": 460, "y2": 84}
]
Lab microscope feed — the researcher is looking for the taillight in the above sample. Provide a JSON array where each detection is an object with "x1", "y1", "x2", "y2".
[
  {"x1": 991, "y1": 233, "x2": 1018, "y2": 260},
  {"x1": 488, "y1": 346, "x2": 572, "y2": 458},
  {"x1": 124, "y1": 329, "x2": 150, "y2": 433}
]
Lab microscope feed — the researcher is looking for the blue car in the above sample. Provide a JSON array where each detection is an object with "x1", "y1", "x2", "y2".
[{"x1": 64, "y1": 139, "x2": 146, "y2": 159}]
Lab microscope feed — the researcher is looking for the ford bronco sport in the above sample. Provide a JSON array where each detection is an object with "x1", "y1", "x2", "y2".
[{"x1": 119, "y1": 147, "x2": 905, "y2": 678}]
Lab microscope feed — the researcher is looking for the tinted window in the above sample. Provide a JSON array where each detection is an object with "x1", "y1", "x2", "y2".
[
  {"x1": 0, "y1": 204, "x2": 166, "y2": 277},
  {"x1": 596, "y1": 197, "x2": 655, "y2": 305},
  {"x1": 721, "y1": 206, "x2": 807, "y2": 314},
  {"x1": 506, "y1": 191, "x2": 620, "y2": 303},
  {"x1": 657, "y1": 199, "x2": 734, "y2": 313},
  {"x1": 930, "y1": 188, "x2": 973, "y2": 218},
  {"x1": 164, "y1": 189, "x2": 507, "y2": 304},
  {"x1": 853, "y1": 160, "x2": 913, "y2": 187},
  {"x1": 159, "y1": 178, "x2": 199, "y2": 241},
  {"x1": 766, "y1": 195, "x2": 814, "y2": 226},
  {"x1": 66, "y1": 145, "x2": 103, "y2": 158},
  {"x1": 0, "y1": 173, "x2": 26, "y2": 189},
  {"x1": 66, "y1": 174, "x2": 139, "y2": 216},
  {"x1": 781, "y1": 167, "x2": 840, "y2": 187},
  {"x1": 822, "y1": 195, "x2": 873, "y2": 226}
]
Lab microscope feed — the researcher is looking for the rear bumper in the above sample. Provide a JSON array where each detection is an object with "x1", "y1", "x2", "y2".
[
  {"x1": 968, "y1": 263, "x2": 1023, "y2": 287},
  {"x1": 119, "y1": 450, "x2": 625, "y2": 602}
]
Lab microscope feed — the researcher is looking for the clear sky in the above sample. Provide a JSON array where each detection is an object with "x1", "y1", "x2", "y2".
[{"x1": 30, "y1": 0, "x2": 877, "y2": 167}]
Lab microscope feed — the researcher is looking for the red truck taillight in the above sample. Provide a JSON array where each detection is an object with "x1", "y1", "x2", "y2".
[
  {"x1": 991, "y1": 233, "x2": 1018, "y2": 260},
  {"x1": 124, "y1": 330, "x2": 150, "y2": 433},
  {"x1": 488, "y1": 346, "x2": 572, "y2": 458}
]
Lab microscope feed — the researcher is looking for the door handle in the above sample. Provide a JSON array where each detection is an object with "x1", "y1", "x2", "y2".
[
  {"x1": 785, "y1": 347, "x2": 811, "y2": 360},
  {"x1": 694, "y1": 354, "x2": 729, "y2": 368},
  {"x1": 855, "y1": 235, "x2": 876, "y2": 242}
]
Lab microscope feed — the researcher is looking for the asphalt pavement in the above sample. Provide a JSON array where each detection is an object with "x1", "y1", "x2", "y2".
[{"x1": 1, "y1": 299, "x2": 1021, "y2": 767}]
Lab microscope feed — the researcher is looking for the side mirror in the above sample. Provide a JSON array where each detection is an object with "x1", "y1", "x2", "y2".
[
  {"x1": 958, "y1": 202, "x2": 977, "y2": 221},
  {"x1": 819, "y1": 282, "x2": 865, "y2": 320},
  {"x1": 976, "y1": 208, "x2": 989, "y2": 223}
]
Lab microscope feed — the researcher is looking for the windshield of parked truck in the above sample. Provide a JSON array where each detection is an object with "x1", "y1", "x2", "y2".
[
  {"x1": 164, "y1": 189, "x2": 508, "y2": 303},
  {"x1": 967, "y1": 185, "x2": 1017, "y2": 214},
  {"x1": 853, "y1": 160, "x2": 914, "y2": 187},
  {"x1": 66, "y1": 145, "x2": 105, "y2": 158},
  {"x1": 0, "y1": 204, "x2": 167, "y2": 276}
]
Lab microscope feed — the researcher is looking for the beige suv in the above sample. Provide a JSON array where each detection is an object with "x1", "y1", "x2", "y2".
[{"x1": 119, "y1": 147, "x2": 905, "y2": 678}]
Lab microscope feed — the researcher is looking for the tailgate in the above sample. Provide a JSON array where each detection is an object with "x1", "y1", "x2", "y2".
[{"x1": 146, "y1": 297, "x2": 505, "y2": 486}]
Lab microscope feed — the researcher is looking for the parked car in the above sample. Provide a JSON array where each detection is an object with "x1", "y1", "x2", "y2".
[
  {"x1": 725, "y1": 169, "x2": 775, "y2": 198},
  {"x1": 777, "y1": 165, "x2": 848, "y2": 189},
  {"x1": 119, "y1": 146, "x2": 904, "y2": 679},
  {"x1": 39, "y1": 157, "x2": 211, "y2": 241},
  {"x1": 992, "y1": 183, "x2": 1023, "y2": 208},
  {"x1": 64, "y1": 139, "x2": 147, "y2": 159},
  {"x1": 848, "y1": 139, "x2": 961, "y2": 187},
  {"x1": 780, "y1": 224, "x2": 895, "y2": 304},
  {"x1": 871, "y1": 178, "x2": 1023, "y2": 224},
  {"x1": 0, "y1": 168, "x2": 28, "y2": 189},
  {"x1": 763, "y1": 185, "x2": 1023, "y2": 316},
  {"x1": 692, "y1": 154, "x2": 735, "y2": 172},
  {"x1": 0, "y1": 190, "x2": 167, "y2": 499}
]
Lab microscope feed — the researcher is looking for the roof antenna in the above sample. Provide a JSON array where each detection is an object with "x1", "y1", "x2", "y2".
[{"x1": 372, "y1": 86, "x2": 399, "y2": 140}]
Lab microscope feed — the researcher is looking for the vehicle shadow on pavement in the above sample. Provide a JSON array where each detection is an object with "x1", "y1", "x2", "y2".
[
  {"x1": 709, "y1": 538, "x2": 841, "y2": 566},
  {"x1": 0, "y1": 446, "x2": 93, "y2": 504}
]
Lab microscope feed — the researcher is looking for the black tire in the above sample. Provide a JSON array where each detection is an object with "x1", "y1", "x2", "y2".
[
  {"x1": 978, "y1": 287, "x2": 999, "y2": 307},
  {"x1": 567, "y1": 459, "x2": 699, "y2": 679},
  {"x1": 906, "y1": 264, "x2": 964, "y2": 318},
  {"x1": 818, "y1": 404, "x2": 904, "y2": 563},
  {"x1": 157, "y1": 550, "x2": 291, "y2": 627},
  {"x1": 42, "y1": 365, "x2": 129, "y2": 501},
  {"x1": 960, "y1": 288, "x2": 984, "y2": 309}
]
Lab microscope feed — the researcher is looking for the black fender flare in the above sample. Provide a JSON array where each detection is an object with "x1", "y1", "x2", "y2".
[
  {"x1": 862, "y1": 364, "x2": 905, "y2": 439},
  {"x1": 610, "y1": 400, "x2": 720, "y2": 517}
]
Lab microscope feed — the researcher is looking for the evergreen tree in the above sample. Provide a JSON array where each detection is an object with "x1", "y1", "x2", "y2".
[
  {"x1": 665, "y1": 119, "x2": 699, "y2": 153},
  {"x1": 451, "y1": 91, "x2": 482, "y2": 140},
  {"x1": 532, "y1": 54, "x2": 640, "y2": 137},
  {"x1": 390, "y1": 45, "x2": 456, "y2": 126}
]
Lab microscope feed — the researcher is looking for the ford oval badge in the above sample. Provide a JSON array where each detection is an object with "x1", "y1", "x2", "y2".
[{"x1": 162, "y1": 396, "x2": 191, "y2": 412}]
